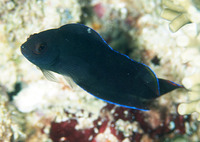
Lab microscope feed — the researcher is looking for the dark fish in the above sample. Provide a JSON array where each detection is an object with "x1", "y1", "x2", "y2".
[{"x1": 21, "y1": 23, "x2": 184, "y2": 111}]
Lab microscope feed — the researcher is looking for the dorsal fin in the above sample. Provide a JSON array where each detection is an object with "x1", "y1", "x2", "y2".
[{"x1": 158, "y1": 78, "x2": 185, "y2": 95}]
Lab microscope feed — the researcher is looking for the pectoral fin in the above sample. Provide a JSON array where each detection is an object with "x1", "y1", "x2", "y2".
[
  {"x1": 39, "y1": 68, "x2": 76, "y2": 89},
  {"x1": 40, "y1": 68, "x2": 59, "y2": 82},
  {"x1": 63, "y1": 76, "x2": 76, "y2": 89}
]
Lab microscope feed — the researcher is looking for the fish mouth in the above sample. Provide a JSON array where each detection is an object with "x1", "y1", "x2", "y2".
[
  {"x1": 20, "y1": 43, "x2": 26, "y2": 51},
  {"x1": 20, "y1": 44, "x2": 26, "y2": 55},
  {"x1": 20, "y1": 44, "x2": 30, "y2": 58},
  {"x1": 20, "y1": 44, "x2": 24, "y2": 51}
]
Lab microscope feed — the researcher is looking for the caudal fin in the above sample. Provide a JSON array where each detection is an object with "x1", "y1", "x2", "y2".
[{"x1": 158, "y1": 78, "x2": 185, "y2": 95}]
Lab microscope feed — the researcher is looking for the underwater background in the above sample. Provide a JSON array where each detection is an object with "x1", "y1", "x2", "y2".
[{"x1": 0, "y1": 0, "x2": 200, "y2": 141}]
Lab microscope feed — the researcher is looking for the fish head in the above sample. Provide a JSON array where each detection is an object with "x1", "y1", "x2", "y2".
[{"x1": 21, "y1": 29, "x2": 60, "y2": 69}]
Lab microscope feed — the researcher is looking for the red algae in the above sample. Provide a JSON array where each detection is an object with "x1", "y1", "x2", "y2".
[
  {"x1": 133, "y1": 107, "x2": 188, "y2": 139},
  {"x1": 173, "y1": 115, "x2": 186, "y2": 134},
  {"x1": 50, "y1": 119, "x2": 94, "y2": 142},
  {"x1": 49, "y1": 104, "x2": 189, "y2": 142}
]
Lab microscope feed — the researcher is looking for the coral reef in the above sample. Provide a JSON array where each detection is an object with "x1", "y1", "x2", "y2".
[
  {"x1": 0, "y1": 0, "x2": 200, "y2": 141},
  {"x1": 0, "y1": 86, "x2": 25, "y2": 142},
  {"x1": 161, "y1": 0, "x2": 200, "y2": 32},
  {"x1": 179, "y1": 74, "x2": 200, "y2": 121},
  {"x1": 49, "y1": 104, "x2": 192, "y2": 142},
  {"x1": 0, "y1": 91, "x2": 14, "y2": 142}
]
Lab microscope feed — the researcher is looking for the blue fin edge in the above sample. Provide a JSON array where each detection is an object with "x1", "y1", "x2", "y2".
[
  {"x1": 79, "y1": 86, "x2": 149, "y2": 111},
  {"x1": 77, "y1": 23, "x2": 161, "y2": 96}
]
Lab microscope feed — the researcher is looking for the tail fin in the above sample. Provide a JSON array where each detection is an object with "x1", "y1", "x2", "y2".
[{"x1": 158, "y1": 78, "x2": 185, "y2": 95}]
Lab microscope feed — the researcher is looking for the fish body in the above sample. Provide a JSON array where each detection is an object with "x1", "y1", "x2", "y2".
[{"x1": 21, "y1": 24, "x2": 184, "y2": 111}]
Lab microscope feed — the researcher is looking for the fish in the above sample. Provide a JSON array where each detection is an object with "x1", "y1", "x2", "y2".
[{"x1": 21, "y1": 23, "x2": 185, "y2": 111}]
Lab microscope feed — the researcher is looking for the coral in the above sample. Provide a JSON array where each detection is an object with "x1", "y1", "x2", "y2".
[
  {"x1": 0, "y1": 0, "x2": 83, "y2": 141},
  {"x1": 135, "y1": 0, "x2": 200, "y2": 123},
  {"x1": 48, "y1": 104, "x2": 192, "y2": 142},
  {"x1": 0, "y1": 93, "x2": 13, "y2": 142},
  {"x1": 161, "y1": 0, "x2": 200, "y2": 32},
  {"x1": 50, "y1": 119, "x2": 94, "y2": 142},
  {"x1": 178, "y1": 49, "x2": 200, "y2": 121},
  {"x1": 178, "y1": 74, "x2": 200, "y2": 121},
  {"x1": 0, "y1": 86, "x2": 25, "y2": 142},
  {"x1": 14, "y1": 80, "x2": 106, "y2": 141},
  {"x1": 1, "y1": 0, "x2": 200, "y2": 141},
  {"x1": 178, "y1": 99, "x2": 200, "y2": 120}
]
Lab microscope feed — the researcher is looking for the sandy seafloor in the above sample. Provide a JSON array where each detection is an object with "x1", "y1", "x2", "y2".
[{"x1": 0, "y1": 0, "x2": 200, "y2": 142}]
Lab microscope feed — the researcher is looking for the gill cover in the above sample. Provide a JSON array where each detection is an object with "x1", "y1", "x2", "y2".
[{"x1": 21, "y1": 29, "x2": 59, "y2": 69}]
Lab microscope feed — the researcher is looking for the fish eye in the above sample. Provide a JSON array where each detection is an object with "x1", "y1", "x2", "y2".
[{"x1": 34, "y1": 42, "x2": 47, "y2": 54}]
